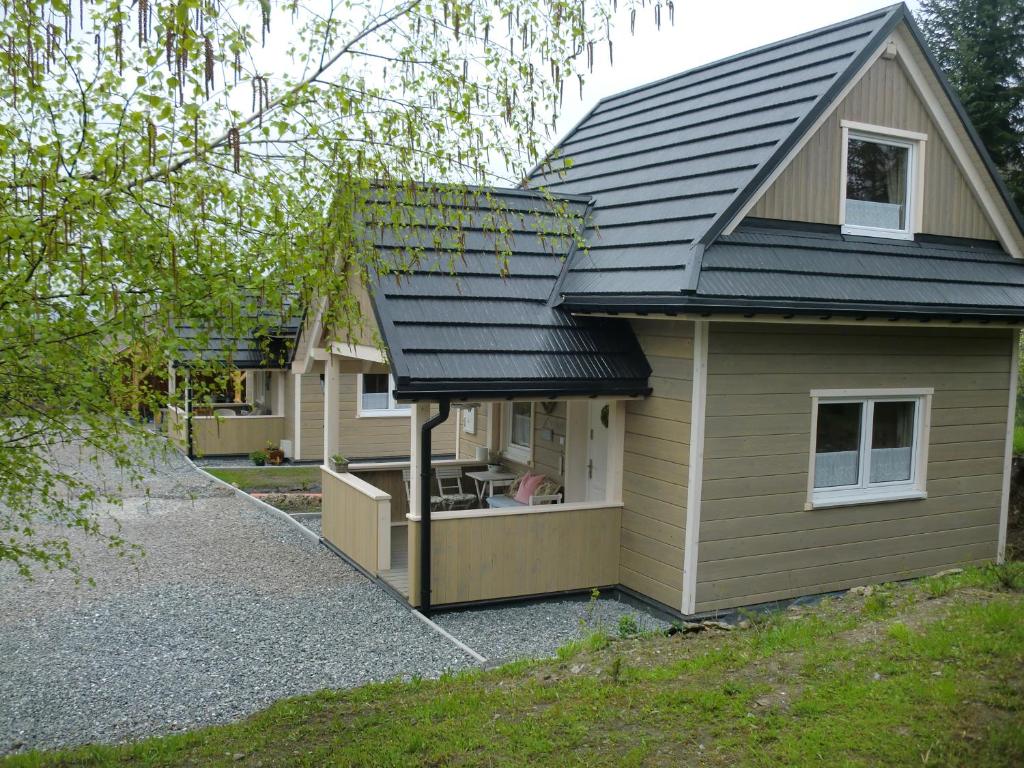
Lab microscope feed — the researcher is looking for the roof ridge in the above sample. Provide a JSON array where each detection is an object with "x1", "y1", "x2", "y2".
[
  {"x1": 526, "y1": 4, "x2": 902, "y2": 180},
  {"x1": 596, "y1": 5, "x2": 900, "y2": 108}
]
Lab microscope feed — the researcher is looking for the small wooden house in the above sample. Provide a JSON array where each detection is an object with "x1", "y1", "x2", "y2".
[{"x1": 318, "y1": 4, "x2": 1024, "y2": 617}]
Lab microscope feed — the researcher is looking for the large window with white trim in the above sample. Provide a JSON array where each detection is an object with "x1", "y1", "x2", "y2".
[
  {"x1": 841, "y1": 122, "x2": 925, "y2": 240},
  {"x1": 809, "y1": 389, "x2": 931, "y2": 507},
  {"x1": 357, "y1": 373, "x2": 409, "y2": 417},
  {"x1": 503, "y1": 401, "x2": 533, "y2": 463}
]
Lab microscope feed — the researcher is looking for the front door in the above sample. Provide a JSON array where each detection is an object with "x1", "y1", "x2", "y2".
[{"x1": 586, "y1": 400, "x2": 609, "y2": 501}]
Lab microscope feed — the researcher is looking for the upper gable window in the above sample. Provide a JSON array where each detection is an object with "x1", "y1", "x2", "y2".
[{"x1": 840, "y1": 121, "x2": 926, "y2": 241}]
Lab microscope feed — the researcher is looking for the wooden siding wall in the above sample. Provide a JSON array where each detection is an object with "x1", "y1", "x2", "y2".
[
  {"x1": 695, "y1": 323, "x2": 1011, "y2": 613},
  {"x1": 470, "y1": 403, "x2": 567, "y2": 485},
  {"x1": 335, "y1": 373, "x2": 456, "y2": 460},
  {"x1": 409, "y1": 506, "x2": 621, "y2": 606},
  {"x1": 298, "y1": 370, "x2": 324, "y2": 460},
  {"x1": 321, "y1": 468, "x2": 388, "y2": 574},
  {"x1": 192, "y1": 415, "x2": 285, "y2": 456},
  {"x1": 532, "y1": 402, "x2": 567, "y2": 484},
  {"x1": 458, "y1": 405, "x2": 490, "y2": 460},
  {"x1": 283, "y1": 373, "x2": 296, "y2": 452},
  {"x1": 750, "y1": 55, "x2": 998, "y2": 242},
  {"x1": 620, "y1": 320, "x2": 694, "y2": 609},
  {"x1": 353, "y1": 469, "x2": 408, "y2": 521}
]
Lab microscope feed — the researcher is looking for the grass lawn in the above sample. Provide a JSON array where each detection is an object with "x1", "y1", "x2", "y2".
[
  {"x1": 6, "y1": 565, "x2": 1024, "y2": 767},
  {"x1": 204, "y1": 466, "x2": 321, "y2": 493},
  {"x1": 1014, "y1": 425, "x2": 1024, "y2": 455}
]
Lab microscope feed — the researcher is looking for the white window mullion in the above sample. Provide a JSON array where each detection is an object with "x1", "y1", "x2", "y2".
[{"x1": 859, "y1": 400, "x2": 875, "y2": 489}]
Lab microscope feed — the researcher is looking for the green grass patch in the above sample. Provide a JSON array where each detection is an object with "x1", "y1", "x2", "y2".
[
  {"x1": 1014, "y1": 424, "x2": 1024, "y2": 455},
  {"x1": 6, "y1": 568, "x2": 1024, "y2": 767},
  {"x1": 205, "y1": 466, "x2": 321, "y2": 492}
]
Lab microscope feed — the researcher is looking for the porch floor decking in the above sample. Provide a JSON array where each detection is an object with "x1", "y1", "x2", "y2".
[{"x1": 380, "y1": 526, "x2": 409, "y2": 597}]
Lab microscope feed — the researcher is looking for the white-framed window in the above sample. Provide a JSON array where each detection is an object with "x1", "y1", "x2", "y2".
[
  {"x1": 840, "y1": 121, "x2": 926, "y2": 241},
  {"x1": 808, "y1": 388, "x2": 932, "y2": 509},
  {"x1": 356, "y1": 373, "x2": 409, "y2": 417},
  {"x1": 502, "y1": 401, "x2": 533, "y2": 463}
]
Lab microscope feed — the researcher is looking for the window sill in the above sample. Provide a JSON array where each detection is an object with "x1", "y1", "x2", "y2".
[
  {"x1": 357, "y1": 409, "x2": 411, "y2": 419},
  {"x1": 808, "y1": 488, "x2": 927, "y2": 510},
  {"x1": 841, "y1": 224, "x2": 914, "y2": 241},
  {"x1": 502, "y1": 447, "x2": 532, "y2": 465}
]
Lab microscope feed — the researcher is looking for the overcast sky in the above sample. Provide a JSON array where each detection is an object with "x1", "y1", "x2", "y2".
[{"x1": 553, "y1": 0, "x2": 920, "y2": 141}]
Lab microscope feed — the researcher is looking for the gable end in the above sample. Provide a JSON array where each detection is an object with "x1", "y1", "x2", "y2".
[{"x1": 733, "y1": 20, "x2": 1024, "y2": 259}]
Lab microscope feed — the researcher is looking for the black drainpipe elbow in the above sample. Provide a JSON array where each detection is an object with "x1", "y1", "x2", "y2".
[{"x1": 419, "y1": 399, "x2": 450, "y2": 616}]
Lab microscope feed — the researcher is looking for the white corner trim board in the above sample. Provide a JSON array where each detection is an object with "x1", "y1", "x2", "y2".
[
  {"x1": 998, "y1": 331, "x2": 1020, "y2": 563},
  {"x1": 682, "y1": 320, "x2": 709, "y2": 616}
]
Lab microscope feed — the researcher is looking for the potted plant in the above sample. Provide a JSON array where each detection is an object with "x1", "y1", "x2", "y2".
[
  {"x1": 266, "y1": 441, "x2": 285, "y2": 465},
  {"x1": 486, "y1": 450, "x2": 503, "y2": 473},
  {"x1": 250, "y1": 450, "x2": 267, "y2": 466},
  {"x1": 330, "y1": 453, "x2": 349, "y2": 473}
]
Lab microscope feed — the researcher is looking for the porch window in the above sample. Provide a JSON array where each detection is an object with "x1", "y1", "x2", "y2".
[
  {"x1": 358, "y1": 373, "x2": 409, "y2": 417},
  {"x1": 503, "y1": 401, "x2": 533, "y2": 463},
  {"x1": 809, "y1": 389, "x2": 931, "y2": 508},
  {"x1": 841, "y1": 122, "x2": 925, "y2": 240}
]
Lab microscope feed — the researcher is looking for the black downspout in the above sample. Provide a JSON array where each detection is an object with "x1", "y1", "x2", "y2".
[{"x1": 419, "y1": 398, "x2": 450, "y2": 615}]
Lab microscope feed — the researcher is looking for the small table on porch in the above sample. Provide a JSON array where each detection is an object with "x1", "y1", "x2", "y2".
[{"x1": 465, "y1": 469, "x2": 516, "y2": 506}]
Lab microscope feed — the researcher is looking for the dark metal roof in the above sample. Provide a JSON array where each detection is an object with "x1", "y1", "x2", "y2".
[
  {"x1": 530, "y1": 4, "x2": 904, "y2": 298},
  {"x1": 565, "y1": 220, "x2": 1024, "y2": 321},
  {"x1": 360, "y1": 4, "x2": 1024, "y2": 399},
  {"x1": 366, "y1": 190, "x2": 652, "y2": 400},
  {"x1": 174, "y1": 307, "x2": 301, "y2": 369},
  {"x1": 532, "y1": 3, "x2": 1024, "y2": 309}
]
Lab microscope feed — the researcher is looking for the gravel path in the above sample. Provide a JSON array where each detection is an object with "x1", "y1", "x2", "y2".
[
  {"x1": 1, "y1": 439, "x2": 674, "y2": 755},
  {"x1": 433, "y1": 596, "x2": 670, "y2": 663},
  {"x1": 0, "y1": 441, "x2": 472, "y2": 754}
]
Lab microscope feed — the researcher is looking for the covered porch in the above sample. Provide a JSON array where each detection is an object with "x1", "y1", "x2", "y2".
[
  {"x1": 166, "y1": 364, "x2": 289, "y2": 458},
  {"x1": 320, "y1": 395, "x2": 630, "y2": 610}
]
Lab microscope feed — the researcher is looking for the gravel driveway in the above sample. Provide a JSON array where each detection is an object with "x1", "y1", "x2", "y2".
[
  {"x1": 0, "y1": 442, "x2": 474, "y2": 754},
  {"x1": 1, "y1": 439, "x2": 670, "y2": 755}
]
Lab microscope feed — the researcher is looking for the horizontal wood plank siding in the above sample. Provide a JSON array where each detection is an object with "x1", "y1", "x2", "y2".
[
  {"x1": 284, "y1": 373, "x2": 295, "y2": 451},
  {"x1": 695, "y1": 323, "x2": 1012, "y2": 612},
  {"x1": 424, "y1": 506, "x2": 621, "y2": 605},
  {"x1": 336, "y1": 373, "x2": 456, "y2": 460},
  {"x1": 458, "y1": 405, "x2": 489, "y2": 461},
  {"x1": 298, "y1": 370, "x2": 325, "y2": 460},
  {"x1": 750, "y1": 55, "x2": 999, "y2": 242},
  {"x1": 532, "y1": 401, "x2": 567, "y2": 484},
  {"x1": 620, "y1": 319, "x2": 693, "y2": 609}
]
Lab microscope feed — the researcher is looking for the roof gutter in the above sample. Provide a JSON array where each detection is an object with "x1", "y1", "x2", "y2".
[
  {"x1": 394, "y1": 381, "x2": 652, "y2": 402},
  {"x1": 561, "y1": 294, "x2": 1024, "y2": 323}
]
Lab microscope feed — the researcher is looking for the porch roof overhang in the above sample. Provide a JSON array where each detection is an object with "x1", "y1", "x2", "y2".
[{"x1": 363, "y1": 187, "x2": 654, "y2": 406}]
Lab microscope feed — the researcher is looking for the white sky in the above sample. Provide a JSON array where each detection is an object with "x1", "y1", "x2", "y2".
[{"x1": 553, "y1": 0, "x2": 920, "y2": 141}]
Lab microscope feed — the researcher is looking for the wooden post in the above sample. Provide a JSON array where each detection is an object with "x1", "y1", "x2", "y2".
[
  {"x1": 293, "y1": 372, "x2": 303, "y2": 461},
  {"x1": 605, "y1": 400, "x2": 626, "y2": 504},
  {"x1": 323, "y1": 355, "x2": 340, "y2": 461}
]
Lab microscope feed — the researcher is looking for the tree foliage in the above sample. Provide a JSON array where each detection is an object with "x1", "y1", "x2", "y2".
[
  {"x1": 917, "y1": 0, "x2": 1024, "y2": 211},
  {"x1": 0, "y1": 0, "x2": 664, "y2": 579}
]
